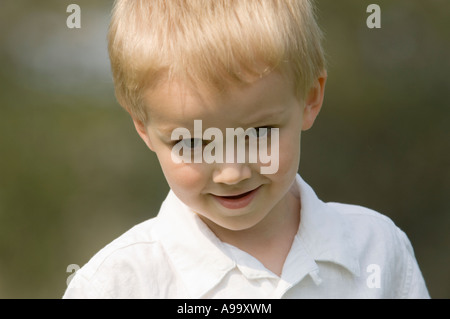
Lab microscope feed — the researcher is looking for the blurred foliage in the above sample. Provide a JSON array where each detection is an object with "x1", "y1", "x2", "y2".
[{"x1": 0, "y1": 0, "x2": 449, "y2": 298}]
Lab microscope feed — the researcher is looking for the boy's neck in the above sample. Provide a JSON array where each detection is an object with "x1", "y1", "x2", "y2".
[{"x1": 201, "y1": 185, "x2": 301, "y2": 277}]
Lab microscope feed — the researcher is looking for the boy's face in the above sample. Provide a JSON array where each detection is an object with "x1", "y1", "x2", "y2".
[{"x1": 134, "y1": 71, "x2": 326, "y2": 232}]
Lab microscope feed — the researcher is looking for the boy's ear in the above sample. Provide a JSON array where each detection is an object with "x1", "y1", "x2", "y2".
[
  {"x1": 133, "y1": 118, "x2": 155, "y2": 151},
  {"x1": 302, "y1": 70, "x2": 327, "y2": 131}
]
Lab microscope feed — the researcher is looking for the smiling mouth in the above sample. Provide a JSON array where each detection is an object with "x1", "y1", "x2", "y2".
[
  {"x1": 222, "y1": 190, "x2": 254, "y2": 199},
  {"x1": 212, "y1": 186, "x2": 261, "y2": 209}
]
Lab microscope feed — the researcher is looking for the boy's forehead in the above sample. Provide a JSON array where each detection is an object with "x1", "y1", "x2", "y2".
[
  {"x1": 143, "y1": 80, "x2": 217, "y2": 123},
  {"x1": 143, "y1": 71, "x2": 295, "y2": 123}
]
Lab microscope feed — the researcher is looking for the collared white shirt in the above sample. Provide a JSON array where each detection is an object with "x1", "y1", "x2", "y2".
[{"x1": 63, "y1": 175, "x2": 429, "y2": 298}]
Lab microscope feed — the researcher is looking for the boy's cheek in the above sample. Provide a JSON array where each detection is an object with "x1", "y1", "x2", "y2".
[
  {"x1": 276, "y1": 146, "x2": 300, "y2": 178},
  {"x1": 159, "y1": 154, "x2": 208, "y2": 190},
  {"x1": 276, "y1": 133, "x2": 301, "y2": 166}
]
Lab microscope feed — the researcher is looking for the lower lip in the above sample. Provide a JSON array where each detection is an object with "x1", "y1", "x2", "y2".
[{"x1": 212, "y1": 187, "x2": 260, "y2": 210}]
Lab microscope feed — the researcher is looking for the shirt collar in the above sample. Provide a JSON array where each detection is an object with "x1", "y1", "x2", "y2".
[
  {"x1": 295, "y1": 174, "x2": 361, "y2": 277},
  {"x1": 153, "y1": 191, "x2": 236, "y2": 298},
  {"x1": 153, "y1": 174, "x2": 360, "y2": 298}
]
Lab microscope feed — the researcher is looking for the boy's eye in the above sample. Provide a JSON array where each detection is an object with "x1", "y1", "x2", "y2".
[{"x1": 178, "y1": 138, "x2": 203, "y2": 149}]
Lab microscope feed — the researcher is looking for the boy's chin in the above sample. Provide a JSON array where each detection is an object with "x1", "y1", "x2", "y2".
[{"x1": 197, "y1": 210, "x2": 268, "y2": 233}]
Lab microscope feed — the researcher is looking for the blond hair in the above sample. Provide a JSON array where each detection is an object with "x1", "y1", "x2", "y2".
[{"x1": 108, "y1": 0, "x2": 325, "y2": 122}]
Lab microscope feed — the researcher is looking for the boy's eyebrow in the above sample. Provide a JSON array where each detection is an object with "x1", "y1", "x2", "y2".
[
  {"x1": 155, "y1": 125, "x2": 185, "y2": 139},
  {"x1": 154, "y1": 105, "x2": 288, "y2": 138},
  {"x1": 244, "y1": 107, "x2": 287, "y2": 126},
  {"x1": 155, "y1": 122, "x2": 200, "y2": 140}
]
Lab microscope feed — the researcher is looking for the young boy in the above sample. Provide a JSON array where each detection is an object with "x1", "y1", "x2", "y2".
[{"x1": 64, "y1": 0, "x2": 429, "y2": 298}]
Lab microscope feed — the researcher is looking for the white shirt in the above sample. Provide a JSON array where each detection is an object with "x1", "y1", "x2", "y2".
[{"x1": 63, "y1": 174, "x2": 429, "y2": 298}]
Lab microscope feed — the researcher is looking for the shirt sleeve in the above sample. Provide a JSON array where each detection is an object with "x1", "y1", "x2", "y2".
[
  {"x1": 63, "y1": 271, "x2": 104, "y2": 299},
  {"x1": 396, "y1": 228, "x2": 430, "y2": 299}
]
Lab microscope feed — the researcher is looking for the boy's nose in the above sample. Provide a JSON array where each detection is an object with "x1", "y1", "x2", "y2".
[{"x1": 212, "y1": 163, "x2": 251, "y2": 185}]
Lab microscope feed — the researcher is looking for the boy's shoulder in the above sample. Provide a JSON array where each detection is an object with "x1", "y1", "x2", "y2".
[
  {"x1": 322, "y1": 201, "x2": 422, "y2": 288},
  {"x1": 297, "y1": 175, "x2": 411, "y2": 255},
  {"x1": 300, "y1": 200, "x2": 429, "y2": 298},
  {"x1": 327, "y1": 201, "x2": 409, "y2": 241},
  {"x1": 325, "y1": 201, "x2": 413, "y2": 256},
  {"x1": 75, "y1": 218, "x2": 160, "y2": 278},
  {"x1": 329, "y1": 201, "x2": 392, "y2": 221},
  {"x1": 328, "y1": 201, "x2": 399, "y2": 232},
  {"x1": 64, "y1": 216, "x2": 187, "y2": 298},
  {"x1": 63, "y1": 189, "x2": 222, "y2": 298}
]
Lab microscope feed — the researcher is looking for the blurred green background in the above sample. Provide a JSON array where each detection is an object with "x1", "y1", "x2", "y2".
[{"x1": 0, "y1": 0, "x2": 448, "y2": 298}]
